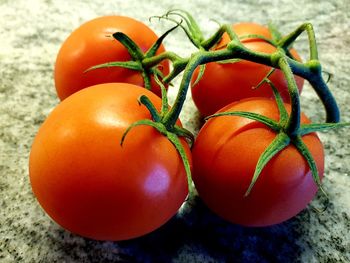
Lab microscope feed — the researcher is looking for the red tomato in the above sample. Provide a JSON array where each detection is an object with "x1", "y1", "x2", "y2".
[
  {"x1": 192, "y1": 98, "x2": 324, "y2": 226},
  {"x1": 54, "y1": 16, "x2": 169, "y2": 100},
  {"x1": 29, "y1": 83, "x2": 190, "y2": 241},
  {"x1": 191, "y1": 22, "x2": 304, "y2": 117}
]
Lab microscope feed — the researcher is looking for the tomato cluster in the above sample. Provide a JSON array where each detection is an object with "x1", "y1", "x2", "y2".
[{"x1": 29, "y1": 12, "x2": 338, "y2": 241}]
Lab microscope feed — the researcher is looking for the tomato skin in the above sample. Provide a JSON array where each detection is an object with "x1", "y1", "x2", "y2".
[
  {"x1": 54, "y1": 16, "x2": 169, "y2": 100},
  {"x1": 191, "y1": 23, "x2": 304, "y2": 117},
  {"x1": 192, "y1": 98, "x2": 324, "y2": 226},
  {"x1": 29, "y1": 83, "x2": 189, "y2": 241}
]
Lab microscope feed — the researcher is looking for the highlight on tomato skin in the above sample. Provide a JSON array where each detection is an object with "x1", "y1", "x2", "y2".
[
  {"x1": 191, "y1": 22, "x2": 304, "y2": 117},
  {"x1": 191, "y1": 98, "x2": 324, "y2": 227},
  {"x1": 29, "y1": 83, "x2": 190, "y2": 241},
  {"x1": 54, "y1": 16, "x2": 169, "y2": 100}
]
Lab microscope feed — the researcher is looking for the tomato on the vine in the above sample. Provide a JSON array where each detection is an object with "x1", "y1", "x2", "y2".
[
  {"x1": 54, "y1": 16, "x2": 169, "y2": 100},
  {"x1": 29, "y1": 83, "x2": 190, "y2": 241},
  {"x1": 191, "y1": 22, "x2": 304, "y2": 117},
  {"x1": 191, "y1": 98, "x2": 324, "y2": 226}
]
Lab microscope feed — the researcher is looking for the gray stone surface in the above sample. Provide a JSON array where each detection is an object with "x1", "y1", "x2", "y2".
[{"x1": 0, "y1": 0, "x2": 349, "y2": 262}]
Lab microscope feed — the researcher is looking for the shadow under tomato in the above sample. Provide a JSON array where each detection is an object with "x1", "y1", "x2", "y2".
[
  {"x1": 116, "y1": 195, "x2": 306, "y2": 263},
  {"x1": 42, "y1": 194, "x2": 309, "y2": 263}
]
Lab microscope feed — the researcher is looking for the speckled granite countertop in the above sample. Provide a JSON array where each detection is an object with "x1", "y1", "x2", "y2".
[{"x1": 1, "y1": 0, "x2": 349, "y2": 262}]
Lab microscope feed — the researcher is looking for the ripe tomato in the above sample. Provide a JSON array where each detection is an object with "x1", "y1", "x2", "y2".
[
  {"x1": 29, "y1": 83, "x2": 190, "y2": 241},
  {"x1": 191, "y1": 98, "x2": 324, "y2": 226},
  {"x1": 54, "y1": 16, "x2": 169, "y2": 100},
  {"x1": 191, "y1": 22, "x2": 304, "y2": 117}
]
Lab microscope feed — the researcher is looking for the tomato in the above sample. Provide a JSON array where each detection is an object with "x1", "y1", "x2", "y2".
[
  {"x1": 191, "y1": 98, "x2": 324, "y2": 226},
  {"x1": 191, "y1": 22, "x2": 304, "y2": 117},
  {"x1": 54, "y1": 16, "x2": 169, "y2": 100},
  {"x1": 29, "y1": 83, "x2": 190, "y2": 241}
]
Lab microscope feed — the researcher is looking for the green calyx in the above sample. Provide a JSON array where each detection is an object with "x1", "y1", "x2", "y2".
[
  {"x1": 120, "y1": 78, "x2": 195, "y2": 196},
  {"x1": 85, "y1": 23, "x2": 180, "y2": 91},
  {"x1": 206, "y1": 79, "x2": 349, "y2": 197}
]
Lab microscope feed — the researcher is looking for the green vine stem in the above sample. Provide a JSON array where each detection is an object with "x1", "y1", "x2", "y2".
[
  {"x1": 141, "y1": 16, "x2": 340, "y2": 123},
  {"x1": 121, "y1": 19, "x2": 340, "y2": 146},
  {"x1": 277, "y1": 55, "x2": 301, "y2": 135},
  {"x1": 87, "y1": 10, "x2": 339, "y2": 123},
  {"x1": 162, "y1": 54, "x2": 205, "y2": 128},
  {"x1": 145, "y1": 47, "x2": 339, "y2": 123},
  {"x1": 278, "y1": 22, "x2": 318, "y2": 60}
]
